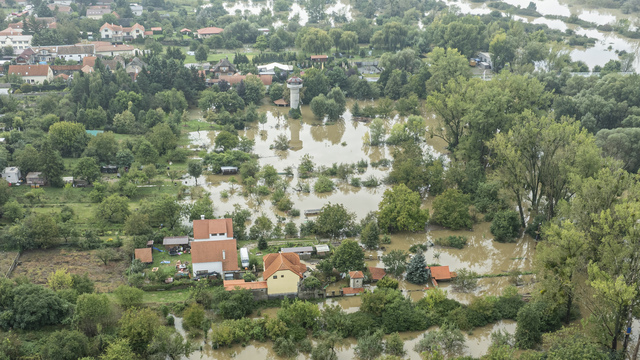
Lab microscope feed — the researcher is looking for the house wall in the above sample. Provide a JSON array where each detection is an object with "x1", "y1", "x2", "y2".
[
  {"x1": 2, "y1": 170, "x2": 20, "y2": 183},
  {"x1": 192, "y1": 261, "x2": 222, "y2": 277},
  {"x1": 350, "y1": 278, "x2": 363, "y2": 288},
  {"x1": 57, "y1": 53, "x2": 92, "y2": 62},
  {"x1": 266, "y1": 270, "x2": 300, "y2": 296}
]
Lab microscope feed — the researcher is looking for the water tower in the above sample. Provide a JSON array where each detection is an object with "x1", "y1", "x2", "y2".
[{"x1": 286, "y1": 76, "x2": 303, "y2": 109}]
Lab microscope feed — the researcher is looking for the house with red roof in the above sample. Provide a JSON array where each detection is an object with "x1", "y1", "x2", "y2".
[
  {"x1": 263, "y1": 252, "x2": 307, "y2": 296},
  {"x1": 191, "y1": 239, "x2": 238, "y2": 279},
  {"x1": 197, "y1": 26, "x2": 224, "y2": 38},
  {"x1": 192, "y1": 217, "x2": 234, "y2": 241},
  {"x1": 8, "y1": 65, "x2": 52, "y2": 84}
]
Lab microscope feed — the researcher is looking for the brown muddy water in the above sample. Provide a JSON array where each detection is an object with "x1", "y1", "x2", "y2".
[{"x1": 187, "y1": 101, "x2": 447, "y2": 225}]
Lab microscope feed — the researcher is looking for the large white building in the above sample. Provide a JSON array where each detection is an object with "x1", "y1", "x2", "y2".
[{"x1": 0, "y1": 29, "x2": 32, "y2": 52}]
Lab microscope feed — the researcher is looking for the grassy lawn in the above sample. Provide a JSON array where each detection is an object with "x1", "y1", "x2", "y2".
[
  {"x1": 105, "y1": 288, "x2": 190, "y2": 304},
  {"x1": 142, "y1": 245, "x2": 192, "y2": 279}
]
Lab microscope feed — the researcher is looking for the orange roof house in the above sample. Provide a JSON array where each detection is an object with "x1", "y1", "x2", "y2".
[
  {"x1": 134, "y1": 248, "x2": 153, "y2": 263},
  {"x1": 197, "y1": 26, "x2": 224, "y2": 38},
  {"x1": 263, "y1": 253, "x2": 307, "y2": 296},
  {"x1": 428, "y1": 265, "x2": 457, "y2": 287},
  {"x1": 368, "y1": 267, "x2": 386, "y2": 281},
  {"x1": 191, "y1": 239, "x2": 238, "y2": 277},
  {"x1": 8, "y1": 65, "x2": 53, "y2": 84},
  {"x1": 193, "y1": 218, "x2": 234, "y2": 241}
]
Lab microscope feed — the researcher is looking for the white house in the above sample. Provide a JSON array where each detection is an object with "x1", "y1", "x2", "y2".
[
  {"x1": 100, "y1": 23, "x2": 145, "y2": 41},
  {"x1": 0, "y1": 29, "x2": 32, "y2": 52},
  {"x1": 8, "y1": 65, "x2": 53, "y2": 84},
  {"x1": 129, "y1": 3, "x2": 143, "y2": 16},
  {"x1": 2, "y1": 167, "x2": 20, "y2": 184},
  {"x1": 192, "y1": 218, "x2": 234, "y2": 241},
  {"x1": 191, "y1": 239, "x2": 238, "y2": 279},
  {"x1": 55, "y1": 45, "x2": 94, "y2": 62},
  {"x1": 94, "y1": 43, "x2": 136, "y2": 57}
]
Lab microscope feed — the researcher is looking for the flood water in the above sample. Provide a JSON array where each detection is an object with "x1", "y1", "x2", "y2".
[
  {"x1": 190, "y1": 100, "x2": 447, "y2": 225},
  {"x1": 178, "y1": 313, "x2": 516, "y2": 359},
  {"x1": 181, "y1": 101, "x2": 535, "y2": 359}
]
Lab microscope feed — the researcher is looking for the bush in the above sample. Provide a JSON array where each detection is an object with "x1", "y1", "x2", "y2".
[
  {"x1": 434, "y1": 236, "x2": 468, "y2": 249},
  {"x1": 490, "y1": 210, "x2": 521, "y2": 242},
  {"x1": 452, "y1": 268, "x2": 479, "y2": 292},
  {"x1": 183, "y1": 303, "x2": 205, "y2": 332},
  {"x1": 113, "y1": 285, "x2": 144, "y2": 309},
  {"x1": 314, "y1": 176, "x2": 335, "y2": 193},
  {"x1": 432, "y1": 189, "x2": 472, "y2": 230},
  {"x1": 409, "y1": 243, "x2": 428, "y2": 253},
  {"x1": 289, "y1": 208, "x2": 300, "y2": 217},
  {"x1": 362, "y1": 175, "x2": 379, "y2": 187}
]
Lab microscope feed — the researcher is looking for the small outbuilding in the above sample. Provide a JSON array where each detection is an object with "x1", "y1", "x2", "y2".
[
  {"x1": 101, "y1": 165, "x2": 118, "y2": 173},
  {"x1": 2, "y1": 167, "x2": 21, "y2": 184},
  {"x1": 310, "y1": 55, "x2": 328, "y2": 62},
  {"x1": 163, "y1": 236, "x2": 189, "y2": 247},
  {"x1": 281, "y1": 246, "x2": 314, "y2": 260},
  {"x1": 220, "y1": 166, "x2": 238, "y2": 175},
  {"x1": 349, "y1": 271, "x2": 364, "y2": 288},
  {"x1": 134, "y1": 248, "x2": 153, "y2": 264},
  {"x1": 315, "y1": 244, "x2": 330, "y2": 257},
  {"x1": 26, "y1": 172, "x2": 45, "y2": 186}
]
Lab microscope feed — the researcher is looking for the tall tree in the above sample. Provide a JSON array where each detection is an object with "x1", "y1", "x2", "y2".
[{"x1": 488, "y1": 112, "x2": 601, "y2": 225}]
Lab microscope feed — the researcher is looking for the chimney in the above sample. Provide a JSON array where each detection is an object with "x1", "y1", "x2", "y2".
[
  {"x1": 200, "y1": 215, "x2": 205, "y2": 220},
  {"x1": 222, "y1": 250, "x2": 226, "y2": 260}
]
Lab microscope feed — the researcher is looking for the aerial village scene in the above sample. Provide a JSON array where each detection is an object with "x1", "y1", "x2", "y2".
[{"x1": 0, "y1": 0, "x2": 639, "y2": 358}]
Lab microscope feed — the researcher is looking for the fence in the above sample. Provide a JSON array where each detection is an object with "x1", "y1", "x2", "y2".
[{"x1": 4, "y1": 252, "x2": 20, "y2": 278}]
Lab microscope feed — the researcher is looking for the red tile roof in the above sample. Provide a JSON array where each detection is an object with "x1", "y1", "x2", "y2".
[
  {"x1": 274, "y1": 99, "x2": 289, "y2": 106},
  {"x1": 429, "y1": 266, "x2": 454, "y2": 281},
  {"x1": 368, "y1": 267, "x2": 386, "y2": 281},
  {"x1": 310, "y1": 55, "x2": 328, "y2": 60},
  {"x1": 343, "y1": 287, "x2": 364, "y2": 295},
  {"x1": 83, "y1": 56, "x2": 97, "y2": 68},
  {"x1": 180, "y1": 28, "x2": 191, "y2": 33},
  {"x1": 349, "y1": 271, "x2": 364, "y2": 279},
  {"x1": 134, "y1": 248, "x2": 152, "y2": 263},
  {"x1": 190, "y1": 239, "x2": 239, "y2": 271},
  {"x1": 224, "y1": 279, "x2": 268, "y2": 290},
  {"x1": 8, "y1": 65, "x2": 50, "y2": 77},
  {"x1": 259, "y1": 74, "x2": 272, "y2": 85},
  {"x1": 263, "y1": 253, "x2": 307, "y2": 279},
  {"x1": 197, "y1": 27, "x2": 224, "y2": 35},
  {"x1": 193, "y1": 218, "x2": 233, "y2": 240}
]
